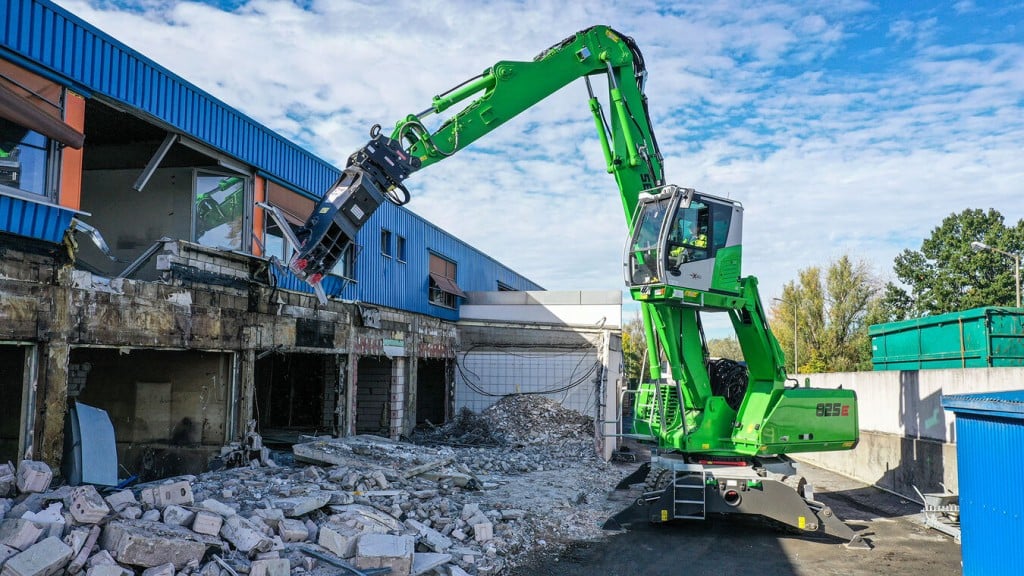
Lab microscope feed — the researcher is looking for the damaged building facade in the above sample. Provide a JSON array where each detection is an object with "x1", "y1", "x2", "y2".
[{"x1": 0, "y1": 0, "x2": 622, "y2": 482}]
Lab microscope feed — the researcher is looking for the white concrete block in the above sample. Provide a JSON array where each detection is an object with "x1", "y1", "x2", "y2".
[
  {"x1": 190, "y1": 511, "x2": 223, "y2": 536},
  {"x1": 138, "y1": 481, "x2": 193, "y2": 509},
  {"x1": 14, "y1": 462, "x2": 51, "y2": 494},
  {"x1": 68, "y1": 486, "x2": 110, "y2": 524},
  {"x1": 0, "y1": 536, "x2": 72, "y2": 576},
  {"x1": 354, "y1": 534, "x2": 414, "y2": 576}
]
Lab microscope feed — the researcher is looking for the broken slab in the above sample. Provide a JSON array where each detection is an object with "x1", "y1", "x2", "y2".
[
  {"x1": 317, "y1": 523, "x2": 361, "y2": 559},
  {"x1": 354, "y1": 533, "x2": 414, "y2": 576},
  {"x1": 15, "y1": 462, "x2": 52, "y2": 494},
  {"x1": 138, "y1": 481, "x2": 193, "y2": 509},
  {"x1": 405, "y1": 518, "x2": 452, "y2": 552},
  {"x1": 401, "y1": 458, "x2": 455, "y2": 480},
  {"x1": 272, "y1": 492, "x2": 330, "y2": 517},
  {"x1": 411, "y1": 552, "x2": 452, "y2": 576},
  {"x1": 0, "y1": 519, "x2": 44, "y2": 551},
  {"x1": 0, "y1": 536, "x2": 73, "y2": 576},
  {"x1": 100, "y1": 520, "x2": 211, "y2": 569},
  {"x1": 102, "y1": 491, "x2": 136, "y2": 513},
  {"x1": 0, "y1": 543, "x2": 18, "y2": 564},
  {"x1": 219, "y1": 515, "x2": 273, "y2": 554},
  {"x1": 199, "y1": 499, "x2": 236, "y2": 518},
  {"x1": 328, "y1": 504, "x2": 402, "y2": 533},
  {"x1": 160, "y1": 505, "x2": 194, "y2": 527}
]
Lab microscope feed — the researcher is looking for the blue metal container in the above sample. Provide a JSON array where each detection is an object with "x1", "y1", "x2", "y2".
[{"x1": 941, "y1": 390, "x2": 1024, "y2": 576}]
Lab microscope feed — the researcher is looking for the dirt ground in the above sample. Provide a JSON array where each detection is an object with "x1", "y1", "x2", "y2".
[{"x1": 503, "y1": 459, "x2": 963, "y2": 576}]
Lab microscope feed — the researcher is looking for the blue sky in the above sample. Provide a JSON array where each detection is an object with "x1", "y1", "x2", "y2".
[{"x1": 56, "y1": 0, "x2": 1024, "y2": 327}]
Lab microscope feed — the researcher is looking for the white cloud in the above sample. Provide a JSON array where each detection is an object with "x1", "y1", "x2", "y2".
[{"x1": 53, "y1": 0, "x2": 1024, "y2": 315}]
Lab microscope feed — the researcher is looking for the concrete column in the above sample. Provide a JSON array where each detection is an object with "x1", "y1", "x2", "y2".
[
  {"x1": 237, "y1": 347, "x2": 255, "y2": 440},
  {"x1": 36, "y1": 270, "x2": 72, "y2": 469},
  {"x1": 390, "y1": 357, "x2": 406, "y2": 440}
]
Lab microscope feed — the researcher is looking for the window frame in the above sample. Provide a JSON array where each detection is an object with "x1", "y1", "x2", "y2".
[{"x1": 381, "y1": 228, "x2": 393, "y2": 258}]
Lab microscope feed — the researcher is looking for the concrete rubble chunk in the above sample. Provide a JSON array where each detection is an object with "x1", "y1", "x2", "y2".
[
  {"x1": 138, "y1": 481, "x2": 193, "y2": 509},
  {"x1": 200, "y1": 499, "x2": 236, "y2": 518},
  {"x1": 191, "y1": 511, "x2": 223, "y2": 536},
  {"x1": 405, "y1": 518, "x2": 452, "y2": 552},
  {"x1": 277, "y1": 519, "x2": 308, "y2": 543},
  {"x1": 63, "y1": 528, "x2": 90, "y2": 556},
  {"x1": 411, "y1": 552, "x2": 452, "y2": 576},
  {"x1": 140, "y1": 563, "x2": 175, "y2": 576},
  {"x1": 14, "y1": 462, "x2": 51, "y2": 494},
  {"x1": 102, "y1": 491, "x2": 136, "y2": 513},
  {"x1": 160, "y1": 505, "x2": 194, "y2": 527},
  {"x1": 68, "y1": 486, "x2": 111, "y2": 524},
  {"x1": 85, "y1": 550, "x2": 116, "y2": 568},
  {"x1": 252, "y1": 508, "x2": 283, "y2": 528},
  {"x1": 449, "y1": 566, "x2": 472, "y2": 576},
  {"x1": 317, "y1": 523, "x2": 361, "y2": 559},
  {"x1": 329, "y1": 504, "x2": 402, "y2": 533},
  {"x1": 220, "y1": 515, "x2": 274, "y2": 554},
  {"x1": 471, "y1": 521, "x2": 493, "y2": 542},
  {"x1": 0, "y1": 519, "x2": 44, "y2": 551},
  {"x1": 0, "y1": 536, "x2": 72, "y2": 576},
  {"x1": 249, "y1": 558, "x2": 290, "y2": 576},
  {"x1": 272, "y1": 493, "x2": 330, "y2": 517},
  {"x1": 66, "y1": 525, "x2": 101, "y2": 574},
  {"x1": 100, "y1": 520, "x2": 210, "y2": 569},
  {"x1": 354, "y1": 533, "x2": 415, "y2": 576},
  {"x1": 17, "y1": 503, "x2": 63, "y2": 536}
]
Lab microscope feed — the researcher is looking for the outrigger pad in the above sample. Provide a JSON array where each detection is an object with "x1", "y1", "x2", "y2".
[
  {"x1": 613, "y1": 462, "x2": 651, "y2": 490},
  {"x1": 602, "y1": 499, "x2": 648, "y2": 530}
]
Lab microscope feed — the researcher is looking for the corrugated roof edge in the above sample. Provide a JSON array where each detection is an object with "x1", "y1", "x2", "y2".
[{"x1": 942, "y1": 390, "x2": 1024, "y2": 418}]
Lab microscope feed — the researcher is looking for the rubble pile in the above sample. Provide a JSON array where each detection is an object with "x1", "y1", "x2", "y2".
[
  {"x1": 411, "y1": 408, "x2": 504, "y2": 448},
  {"x1": 0, "y1": 394, "x2": 625, "y2": 575},
  {"x1": 480, "y1": 395, "x2": 594, "y2": 447}
]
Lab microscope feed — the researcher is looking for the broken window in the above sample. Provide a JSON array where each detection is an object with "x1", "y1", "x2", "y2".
[
  {"x1": 194, "y1": 171, "x2": 247, "y2": 250},
  {"x1": 428, "y1": 253, "x2": 465, "y2": 309}
]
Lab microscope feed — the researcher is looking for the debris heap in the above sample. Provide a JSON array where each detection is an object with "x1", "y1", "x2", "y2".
[{"x1": 0, "y1": 397, "x2": 623, "y2": 575}]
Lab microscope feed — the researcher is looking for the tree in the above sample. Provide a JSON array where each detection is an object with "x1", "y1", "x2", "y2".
[
  {"x1": 886, "y1": 208, "x2": 1024, "y2": 318},
  {"x1": 707, "y1": 337, "x2": 744, "y2": 361},
  {"x1": 620, "y1": 314, "x2": 648, "y2": 388},
  {"x1": 770, "y1": 255, "x2": 882, "y2": 373}
]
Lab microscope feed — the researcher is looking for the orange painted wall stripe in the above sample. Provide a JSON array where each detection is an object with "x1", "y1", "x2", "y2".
[
  {"x1": 252, "y1": 175, "x2": 265, "y2": 256},
  {"x1": 59, "y1": 91, "x2": 86, "y2": 210}
]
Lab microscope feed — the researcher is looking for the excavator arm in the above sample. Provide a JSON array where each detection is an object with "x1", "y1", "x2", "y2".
[{"x1": 286, "y1": 25, "x2": 662, "y2": 284}]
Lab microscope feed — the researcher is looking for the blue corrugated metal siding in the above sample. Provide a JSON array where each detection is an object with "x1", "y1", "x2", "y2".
[
  {"x1": 271, "y1": 202, "x2": 541, "y2": 319},
  {"x1": 3, "y1": 0, "x2": 542, "y2": 319},
  {"x1": 0, "y1": 0, "x2": 338, "y2": 196},
  {"x1": 942, "y1": 391, "x2": 1024, "y2": 576},
  {"x1": 0, "y1": 193, "x2": 77, "y2": 243}
]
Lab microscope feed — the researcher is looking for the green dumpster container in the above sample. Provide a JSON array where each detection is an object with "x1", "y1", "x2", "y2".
[{"x1": 870, "y1": 307, "x2": 1024, "y2": 370}]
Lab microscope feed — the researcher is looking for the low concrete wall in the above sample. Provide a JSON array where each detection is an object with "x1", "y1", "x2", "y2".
[
  {"x1": 794, "y1": 367, "x2": 1024, "y2": 499},
  {"x1": 796, "y1": 431, "x2": 958, "y2": 497}
]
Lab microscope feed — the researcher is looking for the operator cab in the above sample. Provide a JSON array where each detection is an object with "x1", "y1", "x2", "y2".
[{"x1": 624, "y1": 185, "x2": 743, "y2": 294}]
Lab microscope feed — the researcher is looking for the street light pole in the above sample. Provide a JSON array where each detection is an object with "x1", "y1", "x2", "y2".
[
  {"x1": 971, "y1": 241, "x2": 1022, "y2": 308},
  {"x1": 773, "y1": 297, "x2": 798, "y2": 373}
]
